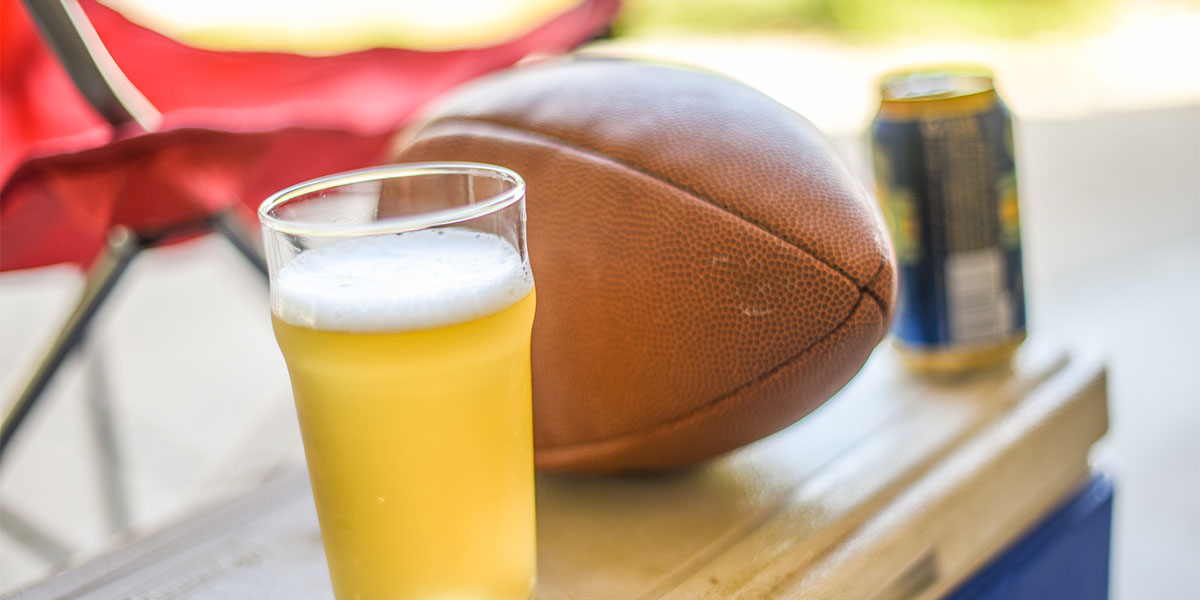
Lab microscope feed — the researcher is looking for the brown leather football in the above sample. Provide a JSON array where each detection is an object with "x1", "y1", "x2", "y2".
[{"x1": 393, "y1": 58, "x2": 896, "y2": 472}]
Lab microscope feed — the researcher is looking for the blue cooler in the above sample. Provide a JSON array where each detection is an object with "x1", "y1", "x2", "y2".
[{"x1": 947, "y1": 475, "x2": 1114, "y2": 599}]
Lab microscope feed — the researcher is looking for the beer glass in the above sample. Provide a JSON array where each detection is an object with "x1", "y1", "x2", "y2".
[{"x1": 259, "y1": 163, "x2": 536, "y2": 600}]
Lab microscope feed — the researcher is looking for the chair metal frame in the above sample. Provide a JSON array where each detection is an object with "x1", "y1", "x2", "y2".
[{"x1": 0, "y1": 0, "x2": 269, "y2": 469}]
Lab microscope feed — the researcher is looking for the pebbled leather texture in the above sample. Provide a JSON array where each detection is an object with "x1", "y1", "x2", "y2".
[{"x1": 394, "y1": 58, "x2": 896, "y2": 472}]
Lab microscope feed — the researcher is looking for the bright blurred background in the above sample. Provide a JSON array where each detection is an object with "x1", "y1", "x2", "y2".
[{"x1": 2, "y1": 0, "x2": 1197, "y2": 596}]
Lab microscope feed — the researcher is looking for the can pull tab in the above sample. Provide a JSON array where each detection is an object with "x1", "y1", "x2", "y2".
[{"x1": 891, "y1": 74, "x2": 958, "y2": 99}]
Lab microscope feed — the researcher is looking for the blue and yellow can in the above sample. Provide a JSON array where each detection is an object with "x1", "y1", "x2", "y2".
[{"x1": 871, "y1": 67, "x2": 1026, "y2": 373}]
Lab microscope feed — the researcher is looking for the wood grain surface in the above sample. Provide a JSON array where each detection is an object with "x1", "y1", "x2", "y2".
[{"x1": 5, "y1": 342, "x2": 1107, "y2": 599}]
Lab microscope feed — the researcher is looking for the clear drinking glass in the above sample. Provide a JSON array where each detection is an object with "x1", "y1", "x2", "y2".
[{"x1": 258, "y1": 163, "x2": 536, "y2": 600}]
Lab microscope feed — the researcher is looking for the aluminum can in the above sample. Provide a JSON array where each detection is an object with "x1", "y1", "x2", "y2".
[{"x1": 871, "y1": 67, "x2": 1026, "y2": 373}]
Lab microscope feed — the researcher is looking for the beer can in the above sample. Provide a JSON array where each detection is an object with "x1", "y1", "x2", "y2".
[{"x1": 870, "y1": 66, "x2": 1026, "y2": 373}]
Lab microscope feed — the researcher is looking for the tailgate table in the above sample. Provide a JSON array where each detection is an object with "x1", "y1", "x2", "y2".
[{"x1": 7, "y1": 342, "x2": 1109, "y2": 599}]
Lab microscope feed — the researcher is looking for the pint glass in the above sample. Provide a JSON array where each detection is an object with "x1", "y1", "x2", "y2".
[{"x1": 259, "y1": 164, "x2": 536, "y2": 600}]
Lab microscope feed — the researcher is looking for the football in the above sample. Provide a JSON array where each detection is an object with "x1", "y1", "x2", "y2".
[{"x1": 393, "y1": 58, "x2": 896, "y2": 472}]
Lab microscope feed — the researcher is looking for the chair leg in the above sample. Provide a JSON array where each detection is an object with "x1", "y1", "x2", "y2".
[
  {"x1": 82, "y1": 332, "x2": 130, "y2": 534},
  {"x1": 0, "y1": 503, "x2": 73, "y2": 566},
  {"x1": 210, "y1": 209, "x2": 268, "y2": 280},
  {"x1": 0, "y1": 227, "x2": 141, "y2": 464}
]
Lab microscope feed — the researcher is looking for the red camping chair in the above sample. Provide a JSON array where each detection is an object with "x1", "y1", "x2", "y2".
[{"x1": 0, "y1": 0, "x2": 619, "y2": 459}]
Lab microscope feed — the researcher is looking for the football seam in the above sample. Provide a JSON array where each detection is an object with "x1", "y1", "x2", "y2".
[
  {"x1": 423, "y1": 115, "x2": 889, "y2": 309},
  {"x1": 861, "y1": 252, "x2": 892, "y2": 313},
  {"x1": 537, "y1": 290, "x2": 884, "y2": 457},
  {"x1": 409, "y1": 117, "x2": 891, "y2": 456}
]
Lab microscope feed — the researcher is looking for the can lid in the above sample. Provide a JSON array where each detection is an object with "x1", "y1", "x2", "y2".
[{"x1": 878, "y1": 65, "x2": 998, "y2": 119}]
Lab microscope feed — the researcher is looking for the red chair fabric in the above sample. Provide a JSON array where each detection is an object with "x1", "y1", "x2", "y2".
[{"x1": 0, "y1": 0, "x2": 619, "y2": 271}]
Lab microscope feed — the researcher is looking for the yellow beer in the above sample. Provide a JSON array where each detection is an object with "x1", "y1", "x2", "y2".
[{"x1": 270, "y1": 229, "x2": 536, "y2": 600}]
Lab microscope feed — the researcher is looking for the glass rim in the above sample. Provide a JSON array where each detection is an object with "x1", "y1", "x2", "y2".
[{"x1": 257, "y1": 162, "x2": 525, "y2": 237}]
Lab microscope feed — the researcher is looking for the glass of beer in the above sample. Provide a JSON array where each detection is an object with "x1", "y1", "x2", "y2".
[{"x1": 258, "y1": 163, "x2": 536, "y2": 600}]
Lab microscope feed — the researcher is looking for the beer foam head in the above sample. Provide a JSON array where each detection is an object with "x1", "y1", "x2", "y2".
[{"x1": 272, "y1": 228, "x2": 532, "y2": 332}]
